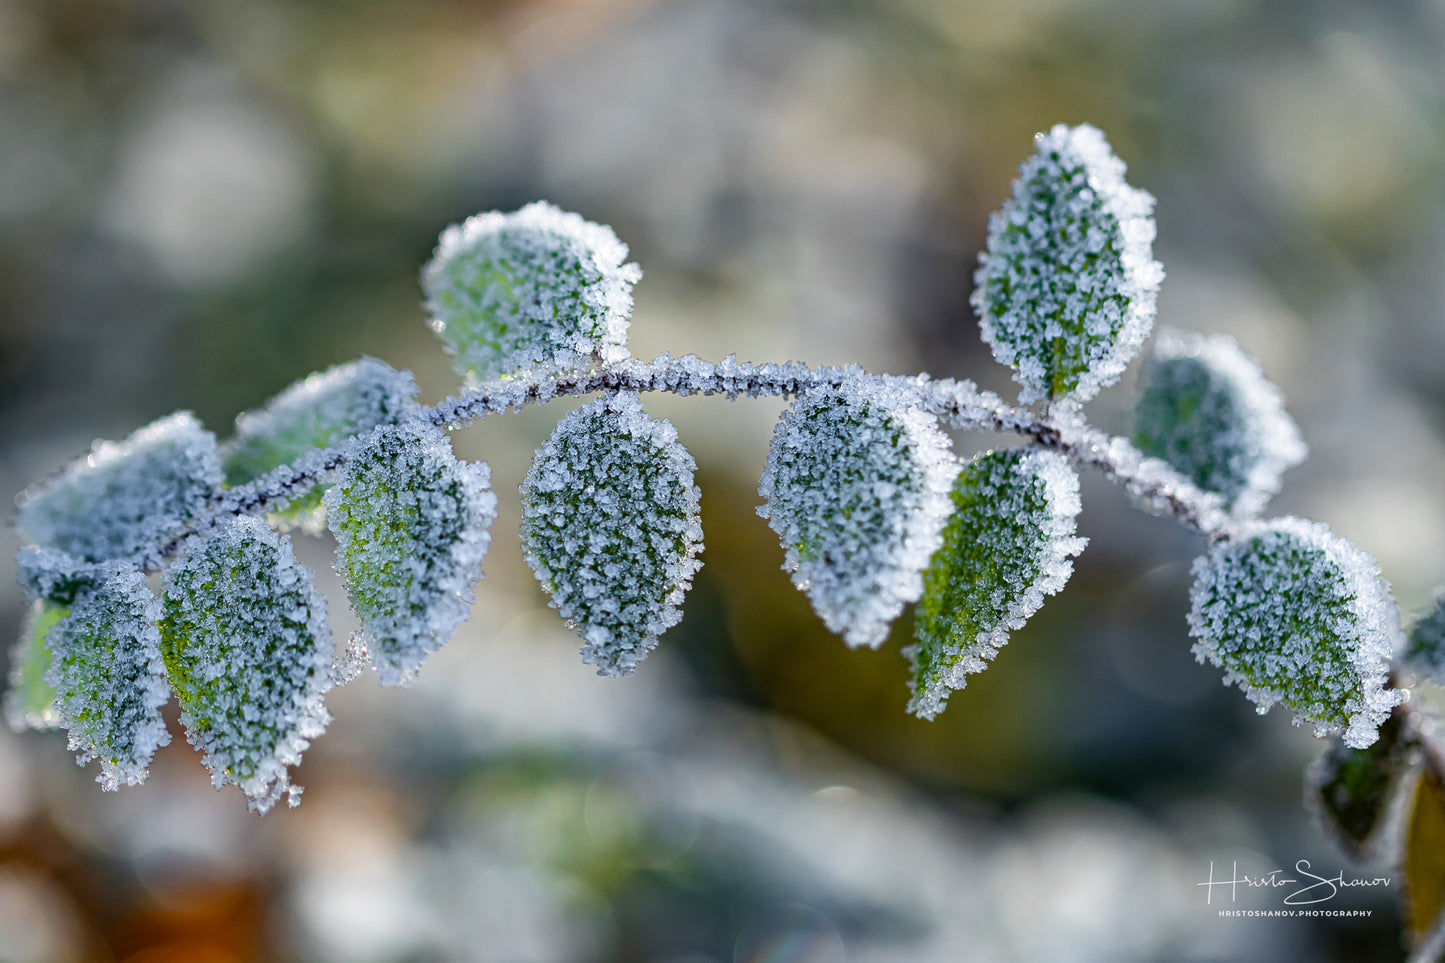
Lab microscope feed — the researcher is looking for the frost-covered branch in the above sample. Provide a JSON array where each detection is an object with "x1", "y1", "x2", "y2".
[
  {"x1": 144, "y1": 352, "x2": 1233, "y2": 571},
  {"x1": 9, "y1": 120, "x2": 1433, "y2": 896}
]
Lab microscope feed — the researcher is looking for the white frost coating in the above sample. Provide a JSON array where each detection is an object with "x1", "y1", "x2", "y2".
[
  {"x1": 1134, "y1": 330, "x2": 1305, "y2": 515},
  {"x1": 17, "y1": 411, "x2": 223, "y2": 564},
  {"x1": 161, "y1": 516, "x2": 334, "y2": 812},
  {"x1": 37, "y1": 558, "x2": 172, "y2": 789},
  {"x1": 905, "y1": 448, "x2": 1087, "y2": 719},
  {"x1": 422, "y1": 201, "x2": 642, "y2": 382},
  {"x1": 521, "y1": 393, "x2": 703, "y2": 677},
  {"x1": 1187, "y1": 517, "x2": 1404, "y2": 749},
  {"x1": 973, "y1": 124, "x2": 1163, "y2": 404},
  {"x1": 758, "y1": 379, "x2": 959, "y2": 648},
  {"x1": 325, "y1": 420, "x2": 497, "y2": 686}
]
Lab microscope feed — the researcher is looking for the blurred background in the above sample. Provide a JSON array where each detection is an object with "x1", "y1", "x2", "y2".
[{"x1": 3, "y1": 0, "x2": 1445, "y2": 959}]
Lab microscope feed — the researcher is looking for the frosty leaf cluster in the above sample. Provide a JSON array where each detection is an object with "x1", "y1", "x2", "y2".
[{"x1": 5, "y1": 123, "x2": 1427, "y2": 842}]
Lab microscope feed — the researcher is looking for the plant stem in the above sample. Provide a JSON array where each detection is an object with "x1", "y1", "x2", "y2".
[{"x1": 150, "y1": 352, "x2": 1235, "y2": 565}]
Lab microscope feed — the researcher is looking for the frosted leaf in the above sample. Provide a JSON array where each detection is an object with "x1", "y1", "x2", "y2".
[
  {"x1": 4, "y1": 600, "x2": 64, "y2": 731},
  {"x1": 17, "y1": 412, "x2": 223, "y2": 563},
  {"x1": 33, "y1": 559, "x2": 172, "y2": 789},
  {"x1": 1187, "y1": 517, "x2": 1404, "y2": 749},
  {"x1": 973, "y1": 124, "x2": 1163, "y2": 404},
  {"x1": 1306, "y1": 711, "x2": 1411, "y2": 860},
  {"x1": 758, "y1": 380, "x2": 958, "y2": 648},
  {"x1": 521, "y1": 393, "x2": 703, "y2": 677},
  {"x1": 7, "y1": 544, "x2": 90, "y2": 730},
  {"x1": 326, "y1": 420, "x2": 497, "y2": 685},
  {"x1": 160, "y1": 516, "x2": 334, "y2": 812},
  {"x1": 222, "y1": 357, "x2": 420, "y2": 531},
  {"x1": 422, "y1": 201, "x2": 642, "y2": 382},
  {"x1": 1402, "y1": 590, "x2": 1445, "y2": 685},
  {"x1": 16, "y1": 544, "x2": 96, "y2": 607},
  {"x1": 1133, "y1": 330, "x2": 1305, "y2": 515},
  {"x1": 905, "y1": 448, "x2": 1087, "y2": 719}
]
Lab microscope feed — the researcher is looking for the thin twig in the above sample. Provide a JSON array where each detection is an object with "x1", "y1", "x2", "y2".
[{"x1": 142, "y1": 352, "x2": 1236, "y2": 567}]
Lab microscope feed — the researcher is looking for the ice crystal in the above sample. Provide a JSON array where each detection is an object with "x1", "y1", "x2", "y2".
[
  {"x1": 906, "y1": 448, "x2": 1087, "y2": 718},
  {"x1": 222, "y1": 358, "x2": 419, "y2": 530},
  {"x1": 17, "y1": 412, "x2": 223, "y2": 563},
  {"x1": 1403, "y1": 591, "x2": 1445, "y2": 685},
  {"x1": 758, "y1": 380, "x2": 958, "y2": 648},
  {"x1": 973, "y1": 123, "x2": 1163, "y2": 404},
  {"x1": 1307, "y1": 712, "x2": 1411, "y2": 860},
  {"x1": 1187, "y1": 517, "x2": 1404, "y2": 749},
  {"x1": 160, "y1": 516, "x2": 334, "y2": 812},
  {"x1": 521, "y1": 393, "x2": 703, "y2": 677},
  {"x1": 326, "y1": 420, "x2": 497, "y2": 685},
  {"x1": 1133, "y1": 330, "x2": 1305, "y2": 515},
  {"x1": 422, "y1": 201, "x2": 642, "y2": 382}
]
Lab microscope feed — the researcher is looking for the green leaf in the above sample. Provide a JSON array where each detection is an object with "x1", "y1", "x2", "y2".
[
  {"x1": 222, "y1": 357, "x2": 420, "y2": 532},
  {"x1": 973, "y1": 124, "x2": 1163, "y2": 404},
  {"x1": 160, "y1": 516, "x2": 334, "y2": 812},
  {"x1": 1133, "y1": 330, "x2": 1305, "y2": 514},
  {"x1": 758, "y1": 380, "x2": 958, "y2": 648},
  {"x1": 1187, "y1": 517, "x2": 1403, "y2": 749},
  {"x1": 17, "y1": 412, "x2": 223, "y2": 563},
  {"x1": 4, "y1": 600, "x2": 65, "y2": 732},
  {"x1": 1307, "y1": 709, "x2": 1412, "y2": 859},
  {"x1": 1404, "y1": 762, "x2": 1445, "y2": 946},
  {"x1": 422, "y1": 202, "x2": 642, "y2": 382},
  {"x1": 521, "y1": 393, "x2": 703, "y2": 677},
  {"x1": 906, "y1": 448, "x2": 1086, "y2": 719},
  {"x1": 326, "y1": 420, "x2": 498, "y2": 685},
  {"x1": 23, "y1": 557, "x2": 172, "y2": 789}
]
